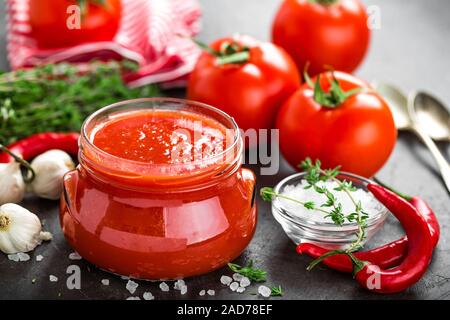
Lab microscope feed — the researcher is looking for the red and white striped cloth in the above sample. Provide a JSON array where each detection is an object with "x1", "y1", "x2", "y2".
[{"x1": 6, "y1": 0, "x2": 202, "y2": 87}]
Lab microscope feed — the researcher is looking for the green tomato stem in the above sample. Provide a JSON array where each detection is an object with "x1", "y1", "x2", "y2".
[
  {"x1": 309, "y1": 0, "x2": 339, "y2": 6},
  {"x1": 191, "y1": 38, "x2": 250, "y2": 65},
  {"x1": 373, "y1": 177, "x2": 413, "y2": 201},
  {"x1": 216, "y1": 51, "x2": 250, "y2": 65}
]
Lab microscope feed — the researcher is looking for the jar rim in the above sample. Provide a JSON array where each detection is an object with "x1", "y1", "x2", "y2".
[{"x1": 80, "y1": 97, "x2": 242, "y2": 173}]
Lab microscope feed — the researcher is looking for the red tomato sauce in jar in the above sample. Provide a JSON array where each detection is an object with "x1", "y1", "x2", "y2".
[
  {"x1": 92, "y1": 110, "x2": 228, "y2": 164},
  {"x1": 60, "y1": 98, "x2": 257, "y2": 280}
]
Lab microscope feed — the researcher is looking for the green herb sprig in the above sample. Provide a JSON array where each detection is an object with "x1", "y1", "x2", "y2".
[
  {"x1": 0, "y1": 61, "x2": 159, "y2": 145},
  {"x1": 229, "y1": 261, "x2": 283, "y2": 297},
  {"x1": 270, "y1": 285, "x2": 283, "y2": 297},
  {"x1": 260, "y1": 158, "x2": 370, "y2": 273},
  {"x1": 228, "y1": 260, "x2": 267, "y2": 282}
]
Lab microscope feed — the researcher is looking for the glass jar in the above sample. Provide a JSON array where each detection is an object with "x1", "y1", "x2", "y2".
[
  {"x1": 60, "y1": 98, "x2": 257, "y2": 280},
  {"x1": 271, "y1": 172, "x2": 388, "y2": 250}
]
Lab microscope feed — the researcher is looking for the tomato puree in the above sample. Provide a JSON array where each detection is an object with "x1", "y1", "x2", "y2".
[
  {"x1": 92, "y1": 110, "x2": 228, "y2": 164},
  {"x1": 60, "y1": 101, "x2": 257, "y2": 280}
]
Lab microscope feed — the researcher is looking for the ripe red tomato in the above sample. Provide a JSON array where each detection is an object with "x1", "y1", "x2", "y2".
[
  {"x1": 29, "y1": 0, "x2": 121, "y2": 49},
  {"x1": 272, "y1": 0, "x2": 370, "y2": 75},
  {"x1": 276, "y1": 71, "x2": 397, "y2": 177},
  {"x1": 187, "y1": 35, "x2": 301, "y2": 132}
]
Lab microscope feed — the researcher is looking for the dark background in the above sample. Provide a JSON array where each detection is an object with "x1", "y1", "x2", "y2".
[{"x1": 0, "y1": 0, "x2": 449, "y2": 300}]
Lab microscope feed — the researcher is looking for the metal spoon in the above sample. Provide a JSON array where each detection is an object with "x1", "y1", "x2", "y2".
[
  {"x1": 374, "y1": 82, "x2": 450, "y2": 140},
  {"x1": 373, "y1": 83, "x2": 450, "y2": 192},
  {"x1": 409, "y1": 91, "x2": 450, "y2": 192},
  {"x1": 372, "y1": 83, "x2": 411, "y2": 132},
  {"x1": 412, "y1": 92, "x2": 450, "y2": 142}
]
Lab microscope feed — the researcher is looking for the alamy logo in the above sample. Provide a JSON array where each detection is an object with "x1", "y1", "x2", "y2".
[
  {"x1": 365, "y1": 265, "x2": 381, "y2": 290},
  {"x1": 66, "y1": 5, "x2": 81, "y2": 30},
  {"x1": 66, "y1": 265, "x2": 81, "y2": 290},
  {"x1": 367, "y1": 5, "x2": 381, "y2": 30}
]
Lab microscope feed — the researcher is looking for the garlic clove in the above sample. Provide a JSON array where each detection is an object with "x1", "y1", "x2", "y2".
[
  {"x1": 0, "y1": 203, "x2": 52, "y2": 254},
  {"x1": 29, "y1": 149, "x2": 75, "y2": 200},
  {"x1": 0, "y1": 161, "x2": 26, "y2": 205}
]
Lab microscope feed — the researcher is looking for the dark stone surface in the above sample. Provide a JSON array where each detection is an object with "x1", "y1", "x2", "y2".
[{"x1": 0, "y1": 0, "x2": 449, "y2": 300}]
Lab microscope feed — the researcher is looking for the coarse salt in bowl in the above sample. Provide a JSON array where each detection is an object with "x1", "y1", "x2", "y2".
[{"x1": 271, "y1": 172, "x2": 389, "y2": 250}]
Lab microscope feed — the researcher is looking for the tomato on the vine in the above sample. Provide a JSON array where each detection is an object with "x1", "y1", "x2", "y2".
[
  {"x1": 29, "y1": 0, "x2": 122, "y2": 49},
  {"x1": 276, "y1": 71, "x2": 397, "y2": 177},
  {"x1": 272, "y1": 0, "x2": 370, "y2": 75},
  {"x1": 187, "y1": 35, "x2": 301, "y2": 132}
]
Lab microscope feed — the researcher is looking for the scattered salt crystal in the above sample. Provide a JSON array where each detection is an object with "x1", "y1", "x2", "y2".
[
  {"x1": 7, "y1": 254, "x2": 19, "y2": 262},
  {"x1": 174, "y1": 279, "x2": 185, "y2": 290},
  {"x1": 68, "y1": 252, "x2": 82, "y2": 260},
  {"x1": 199, "y1": 290, "x2": 206, "y2": 296},
  {"x1": 237, "y1": 287, "x2": 246, "y2": 293},
  {"x1": 229, "y1": 282, "x2": 239, "y2": 291},
  {"x1": 36, "y1": 255, "x2": 44, "y2": 262},
  {"x1": 17, "y1": 252, "x2": 30, "y2": 261},
  {"x1": 239, "y1": 276, "x2": 251, "y2": 287},
  {"x1": 40, "y1": 231, "x2": 52, "y2": 241},
  {"x1": 220, "y1": 275, "x2": 233, "y2": 286},
  {"x1": 49, "y1": 275, "x2": 58, "y2": 282},
  {"x1": 207, "y1": 290, "x2": 215, "y2": 296},
  {"x1": 180, "y1": 285, "x2": 188, "y2": 295},
  {"x1": 232, "y1": 273, "x2": 243, "y2": 281},
  {"x1": 126, "y1": 296, "x2": 140, "y2": 300},
  {"x1": 279, "y1": 180, "x2": 383, "y2": 224},
  {"x1": 143, "y1": 292, "x2": 154, "y2": 300},
  {"x1": 258, "y1": 285, "x2": 271, "y2": 298},
  {"x1": 101, "y1": 279, "x2": 110, "y2": 286},
  {"x1": 126, "y1": 280, "x2": 139, "y2": 294},
  {"x1": 159, "y1": 282, "x2": 169, "y2": 292}
]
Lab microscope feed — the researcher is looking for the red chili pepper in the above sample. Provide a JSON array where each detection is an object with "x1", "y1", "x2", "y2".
[
  {"x1": 297, "y1": 195, "x2": 439, "y2": 273},
  {"x1": 0, "y1": 133, "x2": 79, "y2": 163},
  {"x1": 409, "y1": 196, "x2": 440, "y2": 247},
  {"x1": 355, "y1": 184, "x2": 434, "y2": 293},
  {"x1": 297, "y1": 237, "x2": 407, "y2": 273}
]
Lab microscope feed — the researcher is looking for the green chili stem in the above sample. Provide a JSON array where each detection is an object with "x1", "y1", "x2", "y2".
[
  {"x1": 0, "y1": 144, "x2": 35, "y2": 183},
  {"x1": 373, "y1": 177, "x2": 413, "y2": 201},
  {"x1": 307, "y1": 249, "x2": 345, "y2": 271}
]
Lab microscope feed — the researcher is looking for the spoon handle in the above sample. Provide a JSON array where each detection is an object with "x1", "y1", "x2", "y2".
[{"x1": 413, "y1": 126, "x2": 450, "y2": 193}]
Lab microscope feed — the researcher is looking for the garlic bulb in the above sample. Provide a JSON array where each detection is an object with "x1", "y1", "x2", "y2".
[
  {"x1": 28, "y1": 149, "x2": 75, "y2": 200},
  {"x1": 0, "y1": 203, "x2": 52, "y2": 254},
  {"x1": 0, "y1": 161, "x2": 25, "y2": 205}
]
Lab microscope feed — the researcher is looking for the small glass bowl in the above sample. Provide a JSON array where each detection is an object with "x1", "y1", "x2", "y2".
[{"x1": 271, "y1": 172, "x2": 388, "y2": 250}]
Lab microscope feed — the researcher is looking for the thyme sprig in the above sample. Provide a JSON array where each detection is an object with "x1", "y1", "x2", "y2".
[
  {"x1": 260, "y1": 158, "x2": 370, "y2": 272},
  {"x1": 270, "y1": 285, "x2": 283, "y2": 297},
  {"x1": 299, "y1": 158, "x2": 369, "y2": 245},
  {"x1": 0, "y1": 61, "x2": 159, "y2": 145},
  {"x1": 228, "y1": 260, "x2": 267, "y2": 282},
  {"x1": 228, "y1": 261, "x2": 284, "y2": 297}
]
